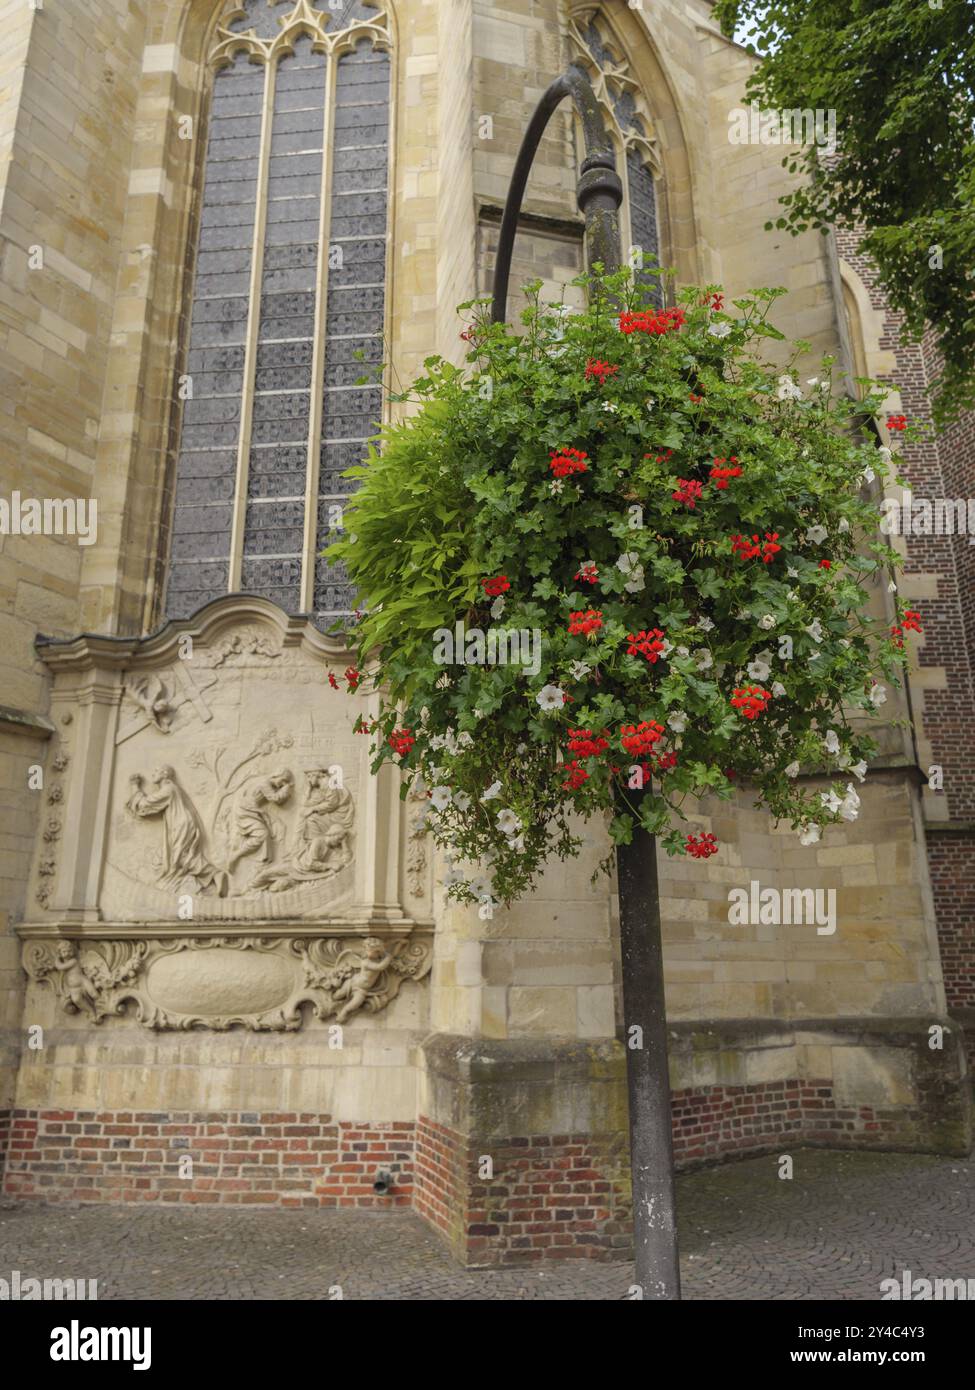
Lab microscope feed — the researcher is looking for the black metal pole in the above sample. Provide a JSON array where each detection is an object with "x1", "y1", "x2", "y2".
[
  {"x1": 491, "y1": 66, "x2": 681, "y2": 1299},
  {"x1": 491, "y1": 64, "x2": 624, "y2": 324},
  {"x1": 616, "y1": 787, "x2": 681, "y2": 1299}
]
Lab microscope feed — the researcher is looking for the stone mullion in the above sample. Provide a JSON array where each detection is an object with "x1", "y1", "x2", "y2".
[
  {"x1": 299, "y1": 49, "x2": 338, "y2": 614},
  {"x1": 228, "y1": 54, "x2": 277, "y2": 593}
]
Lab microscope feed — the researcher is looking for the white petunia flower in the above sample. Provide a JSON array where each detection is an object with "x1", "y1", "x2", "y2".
[
  {"x1": 603, "y1": 401, "x2": 619, "y2": 414},
  {"x1": 748, "y1": 656, "x2": 772, "y2": 682},
  {"x1": 785, "y1": 761, "x2": 800, "y2": 778},
  {"x1": 616, "y1": 552, "x2": 646, "y2": 593},
  {"x1": 569, "y1": 660, "x2": 591, "y2": 680},
  {"x1": 550, "y1": 479, "x2": 564, "y2": 495},
  {"x1": 772, "y1": 681, "x2": 786, "y2": 698},
  {"x1": 430, "y1": 785, "x2": 453, "y2": 811},
  {"x1": 506, "y1": 834, "x2": 525, "y2": 853},
  {"x1": 838, "y1": 517, "x2": 850, "y2": 532},
  {"x1": 480, "y1": 781, "x2": 502, "y2": 803},
  {"x1": 806, "y1": 619, "x2": 824, "y2": 644},
  {"x1": 869, "y1": 684, "x2": 887, "y2": 707},
  {"x1": 667, "y1": 710, "x2": 687, "y2": 734},
  {"x1": 851, "y1": 760, "x2": 868, "y2": 783},
  {"x1": 787, "y1": 566, "x2": 800, "y2": 579},
  {"x1": 694, "y1": 648, "x2": 713, "y2": 671},
  {"x1": 453, "y1": 792, "x2": 471, "y2": 813},
  {"x1": 496, "y1": 808, "x2": 521, "y2": 836},
  {"x1": 491, "y1": 595, "x2": 505, "y2": 620},
  {"x1": 860, "y1": 466, "x2": 875, "y2": 486},
  {"x1": 821, "y1": 789, "x2": 843, "y2": 814},
  {"x1": 799, "y1": 823, "x2": 821, "y2": 846},
  {"x1": 676, "y1": 645, "x2": 690, "y2": 659},
  {"x1": 708, "y1": 322, "x2": 732, "y2": 338},
  {"x1": 456, "y1": 731, "x2": 474, "y2": 749},
  {"x1": 759, "y1": 614, "x2": 777, "y2": 630},
  {"x1": 840, "y1": 783, "x2": 861, "y2": 821},
  {"x1": 536, "y1": 684, "x2": 565, "y2": 710},
  {"x1": 878, "y1": 446, "x2": 893, "y2": 465},
  {"x1": 777, "y1": 374, "x2": 803, "y2": 402},
  {"x1": 660, "y1": 639, "x2": 674, "y2": 658},
  {"x1": 697, "y1": 616, "x2": 715, "y2": 632},
  {"x1": 806, "y1": 524, "x2": 828, "y2": 545},
  {"x1": 823, "y1": 729, "x2": 841, "y2": 756},
  {"x1": 645, "y1": 397, "x2": 655, "y2": 413}
]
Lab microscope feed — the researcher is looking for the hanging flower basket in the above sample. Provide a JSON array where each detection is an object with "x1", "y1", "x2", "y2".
[{"x1": 327, "y1": 268, "x2": 918, "y2": 911}]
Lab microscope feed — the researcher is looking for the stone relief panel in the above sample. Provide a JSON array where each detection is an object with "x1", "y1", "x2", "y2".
[
  {"x1": 23, "y1": 933, "x2": 432, "y2": 1032},
  {"x1": 24, "y1": 597, "x2": 435, "y2": 927},
  {"x1": 21, "y1": 598, "x2": 434, "y2": 1031},
  {"x1": 102, "y1": 616, "x2": 362, "y2": 922}
]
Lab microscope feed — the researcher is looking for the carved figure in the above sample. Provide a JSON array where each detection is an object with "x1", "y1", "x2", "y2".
[
  {"x1": 247, "y1": 769, "x2": 353, "y2": 892},
  {"x1": 331, "y1": 936, "x2": 393, "y2": 1022},
  {"x1": 126, "y1": 765, "x2": 227, "y2": 896},
  {"x1": 50, "y1": 941, "x2": 98, "y2": 1016},
  {"x1": 227, "y1": 769, "x2": 294, "y2": 875}
]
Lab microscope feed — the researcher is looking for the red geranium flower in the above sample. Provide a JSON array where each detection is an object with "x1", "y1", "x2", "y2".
[
  {"x1": 710, "y1": 456, "x2": 741, "y2": 490},
  {"x1": 686, "y1": 831, "x2": 718, "y2": 859},
  {"x1": 627, "y1": 628, "x2": 667, "y2": 663},
  {"x1": 574, "y1": 562, "x2": 599, "y2": 585},
  {"x1": 569, "y1": 609, "x2": 603, "y2": 638},
  {"x1": 620, "y1": 720, "x2": 665, "y2": 757},
  {"x1": 387, "y1": 728, "x2": 415, "y2": 757},
  {"x1": 672, "y1": 478, "x2": 703, "y2": 508},
  {"x1": 731, "y1": 686, "x2": 771, "y2": 720},
  {"x1": 482, "y1": 574, "x2": 511, "y2": 597},
  {"x1": 887, "y1": 414, "x2": 907, "y2": 431},
  {"x1": 328, "y1": 672, "x2": 339, "y2": 690},
  {"x1": 567, "y1": 729, "x2": 609, "y2": 758},
  {"x1": 619, "y1": 307, "x2": 686, "y2": 336},
  {"x1": 585, "y1": 358, "x2": 619, "y2": 384},
  {"x1": 561, "y1": 759, "x2": 590, "y2": 791},
  {"x1": 344, "y1": 666, "x2": 361, "y2": 691},
  {"x1": 550, "y1": 447, "x2": 589, "y2": 478},
  {"x1": 818, "y1": 559, "x2": 831, "y2": 570}
]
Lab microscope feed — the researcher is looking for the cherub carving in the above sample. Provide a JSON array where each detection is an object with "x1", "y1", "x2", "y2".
[
  {"x1": 50, "y1": 941, "x2": 99, "y2": 1016},
  {"x1": 125, "y1": 674, "x2": 175, "y2": 732},
  {"x1": 330, "y1": 937, "x2": 393, "y2": 1022}
]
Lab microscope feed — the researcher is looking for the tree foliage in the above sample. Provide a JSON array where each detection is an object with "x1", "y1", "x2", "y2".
[{"x1": 714, "y1": 0, "x2": 975, "y2": 422}]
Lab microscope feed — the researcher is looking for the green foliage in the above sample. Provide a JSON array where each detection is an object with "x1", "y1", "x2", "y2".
[
  {"x1": 328, "y1": 269, "x2": 918, "y2": 910},
  {"x1": 714, "y1": 0, "x2": 975, "y2": 423}
]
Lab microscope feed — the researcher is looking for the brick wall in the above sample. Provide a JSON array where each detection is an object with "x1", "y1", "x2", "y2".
[
  {"x1": 414, "y1": 1116, "x2": 632, "y2": 1265},
  {"x1": 836, "y1": 227, "x2": 975, "y2": 1020},
  {"x1": 2, "y1": 1110, "x2": 414, "y2": 1209}
]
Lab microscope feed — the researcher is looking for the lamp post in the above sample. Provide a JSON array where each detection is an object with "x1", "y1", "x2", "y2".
[{"x1": 491, "y1": 64, "x2": 681, "y2": 1300}]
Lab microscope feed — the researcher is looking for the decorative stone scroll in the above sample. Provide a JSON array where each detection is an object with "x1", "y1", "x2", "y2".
[{"x1": 22, "y1": 932, "x2": 432, "y2": 1032}]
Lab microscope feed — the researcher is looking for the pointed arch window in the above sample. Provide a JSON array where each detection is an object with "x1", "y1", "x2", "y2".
[
  {"x1": 569, "y1": 10, "x2": 662, "y2": 305},
  {"x1": 166, "y1": 0, "x2": 391, "y2": 624}
]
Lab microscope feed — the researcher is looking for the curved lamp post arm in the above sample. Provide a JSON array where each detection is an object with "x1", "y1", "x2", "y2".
[{"x1": 491, "y1": 63, "x2": 624, "y2": 325}]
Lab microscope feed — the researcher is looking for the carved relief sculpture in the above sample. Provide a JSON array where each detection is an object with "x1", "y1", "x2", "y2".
[
  {"x1": 126, "y1": 765, "x2": 228, "y2": 897},
  {"x1": 247, "y1": 769, "x2": 354, "y2": 893},
  {"x1": 23, "y1": 933, "x2": 431, "y2": 1032}
]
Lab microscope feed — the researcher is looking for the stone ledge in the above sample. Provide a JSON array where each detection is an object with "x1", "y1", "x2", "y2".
[{"x1": 0, "y1": 705, "x2": 54, "y2": 740}]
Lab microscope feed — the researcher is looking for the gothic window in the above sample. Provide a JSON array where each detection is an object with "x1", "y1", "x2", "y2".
[
  {"x1": 166, "y1": 0, "x2": 391, "y2": 624},
  {"x1": 570, "y1": 11, "x2": 662, "y2": 305}
]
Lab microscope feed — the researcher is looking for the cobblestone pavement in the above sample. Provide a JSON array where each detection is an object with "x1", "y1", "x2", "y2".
[{"x1": 0, "y1": 1150, "x2": 972, "y2": 1300}]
